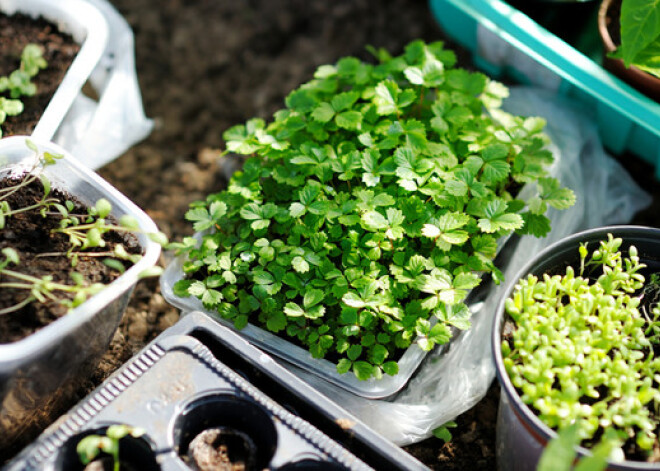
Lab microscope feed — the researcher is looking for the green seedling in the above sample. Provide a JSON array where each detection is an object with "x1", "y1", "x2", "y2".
[
  {"x1": 51, "y1": 197, "x2": 168, "y2": 269},
  {"x1": 76, "y1": 425, "x2": 145, "y2": 471},
  {"x1": 432, "y1": 420, "x2": 457, "y2": 444},
  {"x1": 0, "y1": 248, "x2": 105, "y2": 315},
  {"x1": 0, "y1": 43, "x2": 47, "y2": 137},
  {"x1": 173, "y1": 39, "x2": 574, "y2": 380},
  {"x1": 504, "y1": 234, "x2": 660, "y2": 461}
]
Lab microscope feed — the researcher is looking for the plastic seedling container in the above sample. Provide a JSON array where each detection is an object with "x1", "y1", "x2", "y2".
[
  {"x1": 0, "y1": 0, "x2": 109, "y2": 142},
  {"x1": 429, "y1": 0, "x2": 660, "y2": 178},
  {"x1": 0, "y1": 136, "x2": 161, "y2": 454},
  {"x1": 161, "y1": 256, "x2": 427, "y2": 399},
  {"x1": 161, "y1": 223, "x2": 519, "y2": 399},
  {"x1": 6, "y1": 311, "x2": 429, "y2": 471}
]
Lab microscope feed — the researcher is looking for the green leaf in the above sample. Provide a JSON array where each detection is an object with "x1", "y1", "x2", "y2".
[
  {"x1": 337, "y1": 358, "x2": 352, "y2": 374},
  {"x1": 382, "y1": 361, "x2": 399, "y2": 376},
  {"x1": 240, "y1": 203, "x2": 262, "y2": 220},
  {"x1": 304, "y1": 288, "x2": 325, "y2": 308},
  {"x1": 353, "y1": 361, "x2": 375, "y2": 380},
  {"x1": 478, "y1": 200, "x2": 523, "y2": 233},
  {"x1": 520, "y1": 213, "x2": 552, "y2": 237},
  {"x1": 539, "y1": 177, "x2": 576, "y2": 210},
  {"x1": 283, "y1": 302, "x2": 305, "y2": 317},
  {"x1": 362, "y1": 210, "x2": 388, "y2": 230},
  {"x1": 537, "y1": 423, "x2": 580, "y2": 471},
  {"x1": 292, "y1": 256, "x2": 310, "y2": 273},
  {"x1": 619, "y1": 0, "x2": 660, "y2": 67},
  {"x1": 336, "y1": 111, "x2": 362, "y2": 130},
  {"x1": 373, "y1": 80, "x2": 400, "y2": 115},
  {"x1": 428, "y1": 323, "x2": 452, "y2": 344},
  {"x1": 343, "y1": 292, "x2": 366, "y2": 308},
  {"x1": 432, "y1": 421, "x2": 457, "y2": 443},
  {"x1": 331, "y1": 91, "x2": 360, "y2": 111},
  {"x1": 312, "y1": 102, "x2": 335, "y2": 122},
  {"x1": 76, "y1": 436, "x2": 103, "y2": 465},
  {"x1": 173, "y1": 279, "x2": 193, "y2": 297},
  {"x1": 289, "y1": 202, "x2": 306, "y2": 218},
  {"x1": 267, "y1": 311, "x2": 287, "y2": 332}
]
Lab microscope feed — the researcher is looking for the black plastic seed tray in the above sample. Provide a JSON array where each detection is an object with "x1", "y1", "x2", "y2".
[{"x1": 5, "y1": 311, "x2": 428, "y2": 471}]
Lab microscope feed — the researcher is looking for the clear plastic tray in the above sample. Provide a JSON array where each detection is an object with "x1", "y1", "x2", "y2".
[
  {"x1": 0, "y1": 0, "x2": 109, "y2": 141},
  {"x1": 0, "y1": 135, "x2": 161, "y2": 449}
]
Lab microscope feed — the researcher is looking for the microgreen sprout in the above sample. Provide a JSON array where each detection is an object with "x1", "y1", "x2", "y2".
[
  {"x1": 503, "y1": 234, "x2": 660, "y2": 460},
  {"x1": 0, "y1": 248, "x2": 105, "y2": 315},
  {"x1": 76, "y1": 425, "x2": 145, "y2": 471},
  {"x1": 432, "y1": 420, "x2": 457, "y2": 444},
  {"x1": 0, "y1": 43, "x2": 47, "y2": 137},
  {"x1": 174, "y1": 40, "x2": 574, "y2": 380},
  {"x1": 51, "y1": 197, "x2": 168, "y2": 269}
]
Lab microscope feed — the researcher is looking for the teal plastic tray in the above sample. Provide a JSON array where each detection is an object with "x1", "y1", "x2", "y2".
[{"x1": 429, "y1": 0, "x2": 660, "y2": 178}]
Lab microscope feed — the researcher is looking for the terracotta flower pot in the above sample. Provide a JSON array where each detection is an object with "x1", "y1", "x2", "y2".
[{"x1": 598, "y1": 0, "x2": 660, "y2": 101}]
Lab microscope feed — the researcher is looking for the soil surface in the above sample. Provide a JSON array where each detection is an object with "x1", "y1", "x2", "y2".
[
  {"x1": 4, "y1": 0, "x2": 660, "y2": 468},
  {"x1": 0, "y1": 13, "x2": 80, "y2": 137},
  {"x1": 186, "y1": 428, "x2": 254, "y2": 471}
]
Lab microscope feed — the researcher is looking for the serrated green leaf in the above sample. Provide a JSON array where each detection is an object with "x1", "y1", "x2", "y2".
[
  {"x1": 336, "y1": 110, "x2": 362, "y2": 130},
  {"x1": 382, "y1": 361, "x2": 399, "y2": 376},
  {"x1": 337, "y1": 358, "x2": 352, "y2": 374},
  {"x1": 312, "y1": 102, "x2": 335, "y2": 122},
  {"x1": 283, "y1": 302, "x2": 305, "y2": 317},
  {"x1": 362, "y1": 211, "x2": 388, "y2": 230},
  {"x1": 267, "y1": 311, "x2": 287, "y2": 332},
  {"x1": 292, "y1": 256, "x2": 310, "y2": 273},
  {"x1": 353, "y1": 361, "x2": 375, "y2": 380},
  {"x1": 304, "y1": 288, "x2": 325, "y2": 309}
]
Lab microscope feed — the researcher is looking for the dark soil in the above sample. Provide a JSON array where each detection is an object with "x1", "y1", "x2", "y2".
[
  {"x1": 0, "y1": 177, "x2": 138, "y2": 342},
  {"x1": 0, "y1": 13, "x2": 80, "y2": 137},
  {"x1": 3, "y1": 0, "x2": 660, "y2": 468}
]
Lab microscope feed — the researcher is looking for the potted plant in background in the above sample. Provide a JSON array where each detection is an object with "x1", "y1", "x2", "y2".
[
  {"x1": 598, "y1": 0, "x2": 660, "y2": 101},
  {"x1": 493, "y1": 226, "x2": 660, "y2": 469},
  {"x1": 0, "y1": 136, "x2": 164, "y2": 459},
  {"x1": 162, "y1": 39, "x2": 575, "y2": 398}
]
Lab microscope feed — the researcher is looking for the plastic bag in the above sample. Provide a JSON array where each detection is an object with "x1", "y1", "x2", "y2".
[
  {"x1": 281, "y1": 86, "x2": 652, "y2": 445},
  {"x1": 53, "y1": 0, "x2": 152, "y2": 169}
]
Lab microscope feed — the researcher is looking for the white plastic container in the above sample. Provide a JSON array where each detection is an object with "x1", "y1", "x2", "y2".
[
  {"x1": 0, "y1": 136, "x2": 161, "y2": 451},
  {"x1": 0, "y1": 0, "x2": 110, "y2": 142}
]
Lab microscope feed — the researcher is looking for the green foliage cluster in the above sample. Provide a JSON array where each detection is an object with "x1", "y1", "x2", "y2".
[
  {"x1": 0, "y1": 142, "x2": 166, "y2": 315},
  {"x1": 0, "y1": 44, "x2": 47, "y2": 136},
  {"x1": 503, "y1": 234, "x2": 660, "y2": 459},
  {"x1": 173, "y1": 40, "x2": 574, "y2": 380}
]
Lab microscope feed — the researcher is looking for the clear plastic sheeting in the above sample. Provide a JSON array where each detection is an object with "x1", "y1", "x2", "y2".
[
  {"x1": 278, "y1": 86, "x2": 652, "y2": 446},
  {"x1": 53, "y1": 0, "x2": 152, "y2": 169}
]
